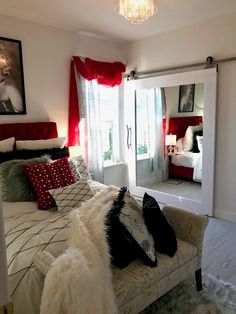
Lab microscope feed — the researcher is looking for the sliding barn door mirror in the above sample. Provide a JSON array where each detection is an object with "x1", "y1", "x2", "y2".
[{"x1": 124, "y1": 68, "x2": 217, "y2": 216}]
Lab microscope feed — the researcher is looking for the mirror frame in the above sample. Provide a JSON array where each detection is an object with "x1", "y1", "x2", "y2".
[{"x1": 124, "y1": 68, "x2": 217, "y2": 216}]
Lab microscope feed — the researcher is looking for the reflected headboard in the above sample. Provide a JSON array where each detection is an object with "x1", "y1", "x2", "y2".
[
  {"x1": 168, "y1": 116, "x2": 203, "y2": 139},
  {"x1": 0, "y1": 122, "x2": 58, "y2": 141}
]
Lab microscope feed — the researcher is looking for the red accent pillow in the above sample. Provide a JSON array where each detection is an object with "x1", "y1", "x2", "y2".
[{"x1": 24, "y1": 157, "x2": 76, "y2": 210}]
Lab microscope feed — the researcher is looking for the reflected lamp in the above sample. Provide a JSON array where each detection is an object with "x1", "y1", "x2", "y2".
[{"x1": 165, "y1": 134, "x2": 176, "y2": 154}]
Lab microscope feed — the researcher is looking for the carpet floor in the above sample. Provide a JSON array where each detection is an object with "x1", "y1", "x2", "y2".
[{"x1": 141, "y1": 273, "x2": 236, "y2": 313}]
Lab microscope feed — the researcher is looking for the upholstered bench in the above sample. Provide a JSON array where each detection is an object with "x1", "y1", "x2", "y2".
[{"x1": 113, "y1": 205, "x2": 208, "y2": 313}]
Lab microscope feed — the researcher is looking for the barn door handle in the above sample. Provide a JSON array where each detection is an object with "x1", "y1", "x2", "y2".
[{"x1": 126, "y1": 125, "x2": 132, "y2": 149}]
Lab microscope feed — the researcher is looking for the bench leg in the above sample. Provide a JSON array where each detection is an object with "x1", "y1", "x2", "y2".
[{"x1": 195, "y1": 268, "x2": 202, "y2": 291}]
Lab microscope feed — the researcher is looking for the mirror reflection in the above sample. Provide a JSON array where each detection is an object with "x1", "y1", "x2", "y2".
[{"x1": 136, "y1": 83, "x2": 204, "y2": 202}]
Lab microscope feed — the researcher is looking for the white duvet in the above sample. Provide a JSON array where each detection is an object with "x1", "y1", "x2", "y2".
[
  {"x1": 3, "y1": 180, "x2": 107, "y2": 314},
  {"x1": 171, "y1": 152, "x2": 202, "y2": 182}
]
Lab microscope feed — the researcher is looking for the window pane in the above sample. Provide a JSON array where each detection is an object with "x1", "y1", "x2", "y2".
[
  {"x1": 98, "y1": 85, "x2": 119, "y2": 162},
  {"x1": 136, "y1": 90, "x2": 150, "y2": 157}
]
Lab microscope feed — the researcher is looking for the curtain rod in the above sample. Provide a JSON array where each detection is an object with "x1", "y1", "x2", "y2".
[{"x1": 125, "y1": 56, "x2": 236, "y2": 80}]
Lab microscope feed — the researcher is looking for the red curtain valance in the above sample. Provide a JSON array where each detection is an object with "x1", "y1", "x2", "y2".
[
  {"x1": 73, "y1": 56, "x2": 126, "y2": 87},
  {"x1": 68, "y1": 57, "x2": 126, "y2": 146}
]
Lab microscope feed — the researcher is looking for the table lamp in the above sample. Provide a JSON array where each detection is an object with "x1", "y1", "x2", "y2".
[{"x1": 165, "y1": 134, "x2": 177, "y2": 154}]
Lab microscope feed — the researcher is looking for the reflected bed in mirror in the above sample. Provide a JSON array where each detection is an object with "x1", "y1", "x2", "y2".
[{"x1": 124, "y1": 68, "x2": 217, "y2": 216}]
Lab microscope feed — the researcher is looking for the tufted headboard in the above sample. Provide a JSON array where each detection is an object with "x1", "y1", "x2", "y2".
[
  {"x1": 0, "y1": 122, "x2": 58, "y2": 141},
  {"x1": 168, "y1": 116, "x2": 203, "y2": 139}
]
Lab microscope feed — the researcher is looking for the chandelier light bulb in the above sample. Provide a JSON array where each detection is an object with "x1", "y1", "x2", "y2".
[{"x1": 116, "y1": 0, "x2": 158, "y2": 24}]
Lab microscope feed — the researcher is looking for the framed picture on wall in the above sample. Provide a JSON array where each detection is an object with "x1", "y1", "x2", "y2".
[
  {"x1": 178, "y1": 84, "x2": 195, "y2": 113},
  {"x1": 0, "y1": 37, "x2": 26, "y2": 114}
]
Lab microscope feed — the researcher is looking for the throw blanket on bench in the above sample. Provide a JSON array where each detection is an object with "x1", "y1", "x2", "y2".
[{"x1": 40, "y1": 186, "x2": 119, "y2": 314}]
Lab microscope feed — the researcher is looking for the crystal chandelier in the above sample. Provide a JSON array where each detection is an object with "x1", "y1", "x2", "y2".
[{"x1": 116, "y1": 0, "x2": 158, "y2": 24}]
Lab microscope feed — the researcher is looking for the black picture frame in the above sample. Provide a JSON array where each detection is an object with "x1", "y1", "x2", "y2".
[
  {"x1": 0, "y1": 36, "x2": 26, "y2": 114},
  {"x1": 178, "y1": 84, "x2": 195, "y2": 113}
]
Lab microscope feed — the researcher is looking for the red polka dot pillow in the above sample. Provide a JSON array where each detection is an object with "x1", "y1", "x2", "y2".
[{"x1": 24, "y1": 157, "x2": 76, "y2": 210}]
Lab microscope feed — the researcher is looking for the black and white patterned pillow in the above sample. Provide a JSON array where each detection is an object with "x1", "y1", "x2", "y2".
[
  {"x1": 49, "y1": 179, "x2": 94, "y2": 213},
  {"x1": 119, "y1": 188, "x2": 157, "y2": 267},
  {"x1": 68, "y1": 156, "x2": 91, "y2": 181}
]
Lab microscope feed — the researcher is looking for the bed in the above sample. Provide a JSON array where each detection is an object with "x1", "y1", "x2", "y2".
[
  {"x1": 1, "y1": 122, "x2": 108, "y2": 314},
  {"x1": 168, "y1": 116, "x2": 203, "y2": 182},
  {"x1": 1, "y1": 121, "x2": 208, "y2": 314}
]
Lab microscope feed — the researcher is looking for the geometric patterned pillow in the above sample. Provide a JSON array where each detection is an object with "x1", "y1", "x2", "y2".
[
  {"x1": 49, "y1": 179, "x2": 94, "y2": 213},
  {"x1": 68, "y1": 156, "x2": 91, "y2": 181}
]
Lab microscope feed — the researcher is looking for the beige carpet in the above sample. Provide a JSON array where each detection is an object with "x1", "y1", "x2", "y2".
[{"x1": 141, "y1": 273, "x2": 236, "y2": 314}]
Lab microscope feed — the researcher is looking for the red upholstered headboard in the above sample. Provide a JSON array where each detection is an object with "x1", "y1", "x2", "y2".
[
  {"x1": 168, "y1": 116, "x2": 203, "y2": 139},
  {"x1": 0, "y1": 122, "x2": 58, "y2": 141}
]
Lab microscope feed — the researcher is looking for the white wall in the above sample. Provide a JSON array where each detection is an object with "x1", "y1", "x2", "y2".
[
  {"x1": 0, "y1": 14, "x2": 127, "y2": 137},
  {"x1": 126, "y1": 12, "x2": 236, "y2": 221},
  {"x1": 165, "y1": 83, "x2": 204, "y2": 117},
  {"x1": 0, "y1": 15, "x2": 128, "y2": 187}
]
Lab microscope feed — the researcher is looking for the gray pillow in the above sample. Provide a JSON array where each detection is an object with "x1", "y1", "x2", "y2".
[{"x1": 0, "y1": 155, "x2": 50, "y2": 202}]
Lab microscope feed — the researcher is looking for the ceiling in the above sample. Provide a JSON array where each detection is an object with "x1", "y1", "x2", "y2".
[{"x1": 0, "y1": 0, "x2": 236, "y2": 43}]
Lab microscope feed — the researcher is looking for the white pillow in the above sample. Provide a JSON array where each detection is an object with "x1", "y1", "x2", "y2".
[
  {"x1": 49, "y1": 179, "x2": 94, "y2": 213},
  {"x1": 16, "y1": 137, "x2": 66, "y2": 150},
  {"x1": 68, "y1": 155, "x2": 92, "y2": 180},
  {"x1": 0, "y1": 137, "x2": 15, "y2": 152},
  {"x1": 196, "y1": 135, "x2": 203, "y2": 152},
  {"x1": 183, "y1": 124, "x2": 203, "y2": 152},
  {"x1": 176, "y1": 137, "x2": 184, "y2": 152}
]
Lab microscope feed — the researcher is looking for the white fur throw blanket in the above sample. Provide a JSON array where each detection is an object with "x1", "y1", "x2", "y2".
[{"x1": 40, "y1": 186, "x2": 119, "y2": 314}]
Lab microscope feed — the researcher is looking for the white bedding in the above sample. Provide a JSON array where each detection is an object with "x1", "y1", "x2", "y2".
[
  {"x1": 3, "y1": 201, "x2": 39, "y2": 219},
  {"x1": 171, "y1": 152, "x2": 202, "y2": 182},
  {"x1": 4, "y1": 180, "x2": 107, "y2": 314}
]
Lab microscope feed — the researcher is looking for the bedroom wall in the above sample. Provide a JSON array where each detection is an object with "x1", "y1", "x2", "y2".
[
  {"x1": 126, "y1": 12, "x2": 236, "y2": 222},
  {"x1": 0, "y1": 14, "x2": 128, "y2": 187},
  {"x1": 0, "y1": 14, "x2": 126, "y2": 135},
  {"x1": 165, "y1": 84, "x2": 204, "y2": 118}
]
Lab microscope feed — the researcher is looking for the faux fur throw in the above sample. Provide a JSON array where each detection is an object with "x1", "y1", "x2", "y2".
[{"x1": 39, "y1": 186, "x2": 119, "y2": 314}]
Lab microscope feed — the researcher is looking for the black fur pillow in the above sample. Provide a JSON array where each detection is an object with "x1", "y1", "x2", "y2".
[
  {"x1": 0, "y1": 147, "x2": 69, "y2": 164},
  {"x1": 106, "y1": 187, "x2": 157, "y2": 268},
  {"x1": 142, "y1": 193, "x2": 177, "y2": 257},
  {"x1": 106, "y1": 187, "x2": 136, "y2": 268}
]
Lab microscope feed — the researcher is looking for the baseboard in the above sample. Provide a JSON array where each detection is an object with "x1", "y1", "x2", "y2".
[{"x1": 214, "y1": 209, "x2": 236, "y2": 223}]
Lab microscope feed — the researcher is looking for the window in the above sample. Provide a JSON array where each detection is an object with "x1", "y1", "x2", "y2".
[
  {"x1": 86, "y1": 82, "x2": 120, "y2": 164},
  {"x1": 99, "y1": 85, "x2": 119, "y2": 164},
  {"x1": 136, "y1": 89, "x2": 151, "y2": 160}
]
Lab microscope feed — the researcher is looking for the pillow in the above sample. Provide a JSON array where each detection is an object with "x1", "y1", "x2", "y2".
[
  {"x1": 0, "y1": 147, "x2": 69, "y2": 165},
  {"x1": 106, "y1": 200, "x2": 136, "y2": 269},
  {"x1": 176, "y1": 137, "x2": 184, "y2": 152},
  {"x1": 106, "y1": 189, "x2": 137, "y2": 269},
  {"x1": 14, "y1": 147, "x2": 69, "y2": 161},
  {"x1": 24, "y1": 157, "x2": 76, "y2": 210},
  {"x1": 142, "y1": 193, "x2": 177, "y2": 257},
  {"x1": 0, "y1": 137, "x2": 15, "y2": 153},
  {"x1": 196, "y1": 135, "x2": 203, "y2": 152},
  {"x1": 0, "y1": 168, "x2": 9, "y2": 201},
  {"x1": 192, "y1": 130, "x2": 203, "y2": 153},
  {"x1": 49, "y1": 179, "x2": 94, "y2": 213},
  {"x1": 68, "y1": 156, "x2": 91, "y2": 180},
  {"x1": 16, "y1": 137, "x2": 66, "y2": 150},
  {"x1": 0, "y1": 155, "x2": 51, "y2": 202},
  {"x1": 0, "y1": 151, "x2": 16, "y2": 165},
  {"x1": 183, "y1": 124, "x2": 203, "y2": 152},
  {"x1": 106, "y1": 187, "x2": 156, "y2": 268},
  {"x1": 119, "y1": 190, "x2": 157, "y2": 266}
]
